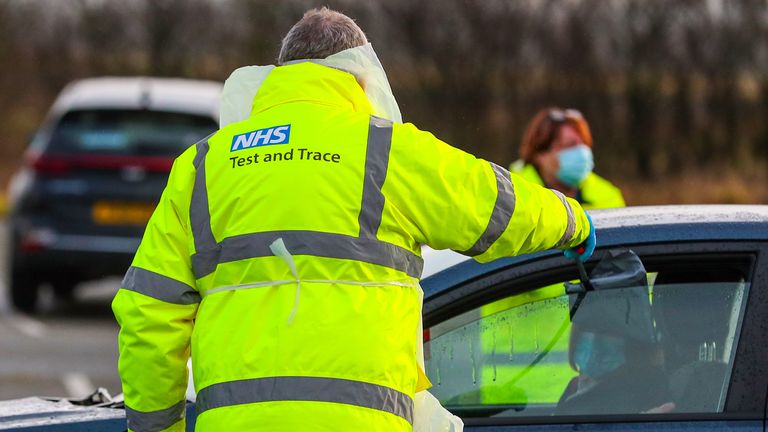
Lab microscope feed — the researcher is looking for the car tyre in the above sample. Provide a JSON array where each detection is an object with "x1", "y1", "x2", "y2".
[
  {"x1": 10, "y1": 267, "x2": 40, "y2": 313},
  {"x1": 52, "y1": 279, "x2": 78, "y2": 302}
]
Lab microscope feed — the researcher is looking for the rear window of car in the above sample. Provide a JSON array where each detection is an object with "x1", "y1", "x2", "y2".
[
  {"x1": 424, "y1": 260, "x2": 750, "y2": 419},
  {"x1": 45, "y1": 110, "x2": 217, "y2": 156}
]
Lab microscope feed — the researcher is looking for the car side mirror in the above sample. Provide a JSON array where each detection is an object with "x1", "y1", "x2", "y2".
[
  {"x1": 565, "y1": 249, "x2": 648, "y2": 294},
  {"x1": 566, "y1": 249, "x2": 656, "y2": 343}
]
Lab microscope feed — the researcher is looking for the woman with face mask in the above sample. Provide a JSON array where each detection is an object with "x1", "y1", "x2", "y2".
[{"x1": 510, "y1": 108, "x2": 625, "y2": 210}]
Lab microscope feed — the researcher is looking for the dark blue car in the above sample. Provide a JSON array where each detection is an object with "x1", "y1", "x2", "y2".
[
  {"x1": 421, "y1": 205, "x2": 768, "y2": 431},
  {"x1": 2, "y1": 205, "x2": 766, "y2": 431},
  {"x1": 6, "y1": 77, "x2": 221, "y2": 313}
]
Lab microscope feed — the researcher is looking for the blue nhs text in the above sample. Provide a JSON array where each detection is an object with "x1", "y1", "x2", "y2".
[{"x1": 230, "y1": 125, "x2": 291, "y2": 152}]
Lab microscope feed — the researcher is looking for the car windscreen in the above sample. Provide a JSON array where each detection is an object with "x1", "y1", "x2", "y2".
[{"x1": 46, "y1": 109, "x2": 217, "y2": 156}]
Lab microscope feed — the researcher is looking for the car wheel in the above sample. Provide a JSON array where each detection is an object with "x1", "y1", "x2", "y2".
[
  {"x1": 10, "y1": 267, "x2": 40, "y2": 313},
  {"x1": 52, "y1": 279, "x2": 78, "y2": 302}
]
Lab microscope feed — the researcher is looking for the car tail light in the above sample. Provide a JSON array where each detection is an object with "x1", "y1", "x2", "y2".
[
  {"x1": 20, "y1": 228, "x2": 57, "y2": 252},
  {"x1": 28, "y1": 153, "x2": 71, "y2": 176},
  {"x1": 74, "y1": 154, "x2": 175, "y2": 172},
  {"x1": 26, "y1": 152, "x2": 174, "y2": 176},
  {"x1": 423, "y1": 328, "x2": 431, "y2": 343}
]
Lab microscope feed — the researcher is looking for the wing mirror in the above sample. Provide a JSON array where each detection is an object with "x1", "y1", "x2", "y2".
[{"x1": 566, "y1": 249, "x2": 656, "y2": 343}]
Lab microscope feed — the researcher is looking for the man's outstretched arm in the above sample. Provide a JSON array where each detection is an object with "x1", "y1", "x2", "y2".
[{"x1": 386, "y1": 123, "x2": 591, "y2": 260}]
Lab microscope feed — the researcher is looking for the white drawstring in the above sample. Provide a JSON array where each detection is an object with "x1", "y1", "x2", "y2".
[
  {"x1": 269, "y1": 238, "x2": 301, "y2": 325},
  {"x1": 204, "y1": 278, "x2": 418, "y2": 296}
]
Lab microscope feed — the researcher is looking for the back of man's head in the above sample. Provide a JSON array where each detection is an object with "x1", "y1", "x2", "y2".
[{"x1": 278, "y1": 7, "x2": 368, "y2": 65}]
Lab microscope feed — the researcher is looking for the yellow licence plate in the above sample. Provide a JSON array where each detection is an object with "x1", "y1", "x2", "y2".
[{"x1": 92, "y1": 201, "x2": 156, "y2": 225}]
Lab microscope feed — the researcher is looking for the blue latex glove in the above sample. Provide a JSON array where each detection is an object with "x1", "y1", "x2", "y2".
[{"x1": 564, "y1": 212, "x2": 595, "y2": 262}]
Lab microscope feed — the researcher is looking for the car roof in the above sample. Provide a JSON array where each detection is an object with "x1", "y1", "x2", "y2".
[
  {"x1": 0, "y1": 397, "x2": 125, "y2": 429},
  {"x1": 421, "y1": 204, "x2": 768, "y2": 291},
  {"x1": 49, "y1": 77, "x2": 222, "y2": 120}
]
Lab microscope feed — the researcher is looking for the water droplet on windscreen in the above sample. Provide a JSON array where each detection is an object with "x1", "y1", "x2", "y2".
[
  {"x1": 491, "y1": 330, "x2": 497, "y2": 382},
  {"x1": 509, "y1": 335, "x2": 515, "y2": 361},
  {"x1": 470, "y1": 337, "x2": 477, "y2": 385}
]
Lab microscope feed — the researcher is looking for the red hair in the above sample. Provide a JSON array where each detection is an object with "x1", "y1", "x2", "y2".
[{"x1": 520, "y1": 108, "x2": 593, "y2": 163}]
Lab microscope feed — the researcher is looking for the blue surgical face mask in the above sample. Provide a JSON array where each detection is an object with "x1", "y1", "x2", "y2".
[
  {"x1": 572, "y1": 332, "x2": 625, "y2": 379},
  {"x1": 556, "y1": 144, "x2": 594, "y2": 187}
]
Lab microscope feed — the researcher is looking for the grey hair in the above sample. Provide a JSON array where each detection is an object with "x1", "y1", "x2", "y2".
[{"x1": 278, "y1": 7, "x2": 368, "y2": 64}]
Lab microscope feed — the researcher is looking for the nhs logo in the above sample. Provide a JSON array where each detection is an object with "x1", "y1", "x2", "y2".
[{"x1": 231, "y1": 124, "x2": 291, "y2": 152}]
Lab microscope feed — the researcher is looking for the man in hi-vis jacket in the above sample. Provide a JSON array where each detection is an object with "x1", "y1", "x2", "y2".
[{"x1": 113, "y1": 7, "x2": 595, "y2": 432}]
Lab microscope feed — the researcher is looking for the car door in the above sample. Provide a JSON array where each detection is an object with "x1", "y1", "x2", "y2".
[{"x1": 422, "y1": 241, "x2": 768, "y2": 431}]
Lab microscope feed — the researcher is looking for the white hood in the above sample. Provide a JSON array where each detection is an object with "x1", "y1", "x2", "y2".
[{"x1": 220, "y1": 43, "x2": 402, "y2": 128}]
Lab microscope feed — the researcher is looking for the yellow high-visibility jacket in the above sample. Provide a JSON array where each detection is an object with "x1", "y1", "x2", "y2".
[
  {"x1": 112, "y1": 62, "x2": 590, "y2": 432},
  {"x1": 510, "y1": 162, "x2": 626, "y2": 210}
]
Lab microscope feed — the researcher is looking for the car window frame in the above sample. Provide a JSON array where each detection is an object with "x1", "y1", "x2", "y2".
[{"x1": 423, "y1": 241, "x2": 768, "y2": 426}]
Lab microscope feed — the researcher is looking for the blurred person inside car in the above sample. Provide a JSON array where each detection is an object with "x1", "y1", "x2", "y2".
[
  {"x1": 555, "y1": 281, "x2": 673, "y2": 416},
  {"x1": 556, "y1": 324, "x2": 674, "y2": 415},
  {"x1": 510, "y1": 108, "x2": 625, "y2": 210}
]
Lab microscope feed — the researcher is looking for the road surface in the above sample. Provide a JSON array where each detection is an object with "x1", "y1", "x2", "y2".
[{"x1": 0, "y1": 221, "x2": 123, "y2": 400}]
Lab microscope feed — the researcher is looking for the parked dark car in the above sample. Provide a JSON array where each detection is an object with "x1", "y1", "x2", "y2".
[
  {"x1": 6, "y1": 77, "x2": 221, "y2": 313},
  {"x1": 1, "y1": 205, "x2": 766, "y2": 432}
]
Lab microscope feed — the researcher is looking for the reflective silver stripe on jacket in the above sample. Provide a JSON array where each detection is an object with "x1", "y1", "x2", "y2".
[
  {"x1": 122, "y1": 266, "x2": 201, "y2": 305},
  {"x1": 196, "y1": 376, "x2": 413, "y2": 424},
  {"x1": 191, "y1": 139, "x2": 219, "y2": 256},
  {"x1": 461, "y1": 162, "x2": 517, "y2": 256},
  {"x1": 125, "y1": 400, "x2": 185, "y2": 432},
  {"x1": 192, "y1": 230, "x2": 422, "y2": 279},
  {"x1": 358, "y1": 116, "x2": 392, "y2": 238},
  {"x1": 189, "y1": 117, "x2": 423, "y2": 279},
  {"x1": 552, "y1": 189, "x2": 576, "y2": 248}
]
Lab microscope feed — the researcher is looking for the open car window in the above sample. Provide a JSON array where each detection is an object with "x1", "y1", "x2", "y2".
[{"x1": 424, "y1": 256, "x2": 750, "y2": 420}]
